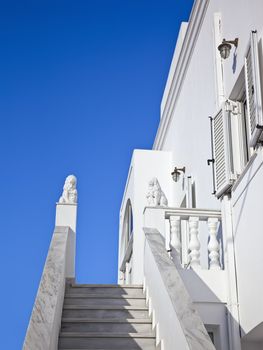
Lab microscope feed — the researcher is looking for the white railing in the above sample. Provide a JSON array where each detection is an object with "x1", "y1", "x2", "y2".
[
  {"x1": 165, "y1": 208, "x2": 222, "y2": 270},
  {"x1": 23, "y1": 226, "x2": 75, "y2": 350}
]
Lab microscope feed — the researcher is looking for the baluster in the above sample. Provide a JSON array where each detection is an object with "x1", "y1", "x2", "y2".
[
  {"x1": 169, "y1": 216, "x2": 181, "y2": 254},
  {"x1": 207, "y1": 218, "x2": 221, "y2": 270},
  {"x1": 188, "y1": 217, "x2": 200, "y2": 269}
]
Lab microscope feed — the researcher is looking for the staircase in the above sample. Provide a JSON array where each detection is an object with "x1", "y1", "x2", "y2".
[{"x1": 58, "y1": 283, "x2": 157, "y2": 349}]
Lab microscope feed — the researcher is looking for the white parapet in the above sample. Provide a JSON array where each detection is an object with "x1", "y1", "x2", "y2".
[
  {"x1": 23, "y1": 226, "x2": 76, "y2": 350},
  {"x1": 23, "y1": 175, "x2": 78, "y2": 350}
]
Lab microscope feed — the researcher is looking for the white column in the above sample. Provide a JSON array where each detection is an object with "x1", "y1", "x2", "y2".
[
  {"x1": 188, "y1": 217, "x2": 200, "y2": 269},
  {"x1": 207, "y1": 218, "x2": 221, "y2": 270},
  {"x1": 169, "y1": 216, "x2": 181, "y2": 254}
]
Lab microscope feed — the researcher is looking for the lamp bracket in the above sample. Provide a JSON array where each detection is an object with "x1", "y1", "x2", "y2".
[{"x1": 222, "y1": 38, "x2": 239, "y2": 48}]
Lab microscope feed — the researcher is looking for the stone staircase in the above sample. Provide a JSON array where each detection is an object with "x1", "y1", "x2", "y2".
[{"x1": 58, "y1": 283, "x2": 157, "y2": 349}]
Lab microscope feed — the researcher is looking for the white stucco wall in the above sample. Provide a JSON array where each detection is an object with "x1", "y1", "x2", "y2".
[
  {"x1": 231, "y1": 148, "x2": 263, "y2": 337},
  {"x1": 161, "y1": 22, "x2": 188, "y2": 117},
  {"x1": 156, "y1": 0, "x2": 263, "y2": 209},
  {"x1": 118, "y1": 0, "x2": 263, "y2": 346},
  {"x1": 154, "y1": 0, "x2": 263, "y2": 343}
]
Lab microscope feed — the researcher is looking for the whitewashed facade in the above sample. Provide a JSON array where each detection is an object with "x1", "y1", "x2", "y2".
[{"x1": 118, "y1": 1, "x2": 263, "y2": 349}]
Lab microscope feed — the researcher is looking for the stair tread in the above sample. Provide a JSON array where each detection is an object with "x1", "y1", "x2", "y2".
[
  {"x1": 64, "y1": 294, "x2": 145, "y2": 299},
  {"x1": 60, "y1": 284, "x2": 155, "y2": 348},
  {"x1": 61, "y1": 318, "x2": 152, "y2": 323},
  {"x1": 63, "y1": 305, "x2": 148, "y2": 310},
  {"x1": 70, "y1": 284, "x2": 143, "y2": 288},
  {"x1": 59, "y1": 332, "x2": 155, "y2": 338}
]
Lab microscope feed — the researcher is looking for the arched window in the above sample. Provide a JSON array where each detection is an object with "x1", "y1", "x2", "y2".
[
  {"x1": 123, "y1": 199, "x2": 133, "y2": 250},
  {"x1": 120, "y1": 199, "x2": 134, "y2": 283}
]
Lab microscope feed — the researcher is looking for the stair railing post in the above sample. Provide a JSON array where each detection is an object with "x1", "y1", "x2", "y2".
[
  {"x1": 169, "y1": 216, "x2": 181, "y2": 255},
  {"x1": 55, "y1": 175, "x2": 78, "y2": 278},
  {"x1": 188, "y1": 217, "x2": 201, "y2": 269},
  {"x1": 207, "y1": 218, "x2": 221, "y2": 270}
]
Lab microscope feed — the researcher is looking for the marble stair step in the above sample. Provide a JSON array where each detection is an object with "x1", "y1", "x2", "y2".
[
  {"x1": 64, "y1": 296, "x2": 146, "y2": 307},
  {"x1": 64, "y1": 294, "x2": 146, "y2": 299},
  {"x1": 62, "y1": 305, "x2": 149, "y2": 319},
  {"x1": 66, "y1": 284, "x2": 144, "y2": 297},
  {"x1": 68, "y1": 284, "x2": 143, "y2": 288},
  {"x1": 58, "y1": 332, "x2": 156, "y2": 350},
  {"x1": 60, "y1": 284, "x2": 155, "y2": 349},
  {"x1": 61, "y1": 318, "x2": 153, "y2": 333}
]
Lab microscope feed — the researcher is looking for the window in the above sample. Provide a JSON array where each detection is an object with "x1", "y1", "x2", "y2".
[
  {"x1": 244, "y1": 31, "x2": 263, "y2": 147},
  {"x1": 212, "y1": 31, "x2": 263, "y2": 198}
]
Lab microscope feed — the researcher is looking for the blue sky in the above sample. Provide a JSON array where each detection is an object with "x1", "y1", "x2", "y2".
[{"x1": 0, "y1": 1, "x2": 193, "y2": 348}]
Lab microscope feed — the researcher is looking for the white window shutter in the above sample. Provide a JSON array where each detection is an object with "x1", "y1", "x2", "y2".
[
  {"x1": 212, "y1": 105, "x2": 236, "y2": 198},
  {"x1": 244, "y1": 30, "x2": 263, "y2": 147}
]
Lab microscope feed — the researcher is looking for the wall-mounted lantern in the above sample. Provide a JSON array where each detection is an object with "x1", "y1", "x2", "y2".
[
  {"x1": 218, "y1": 38, "x2": 238, "y2": 59},
  {"x1": 171, "y1": 166, "x2": 185, "y2": 182}
]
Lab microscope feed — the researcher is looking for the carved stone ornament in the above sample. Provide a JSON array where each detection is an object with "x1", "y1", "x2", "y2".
[
  {"x1": 59, "y1": 175, "x2": 78, "y2": 204},
  {"x1": 146, "y1": 177, "x2": 168, "y2": 207}
]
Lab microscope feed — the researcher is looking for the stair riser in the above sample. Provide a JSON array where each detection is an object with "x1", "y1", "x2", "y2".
[
  {"x1": 64, "y1": 297, "x2": 146, "y2": 307},
  {"x1": 61, "y1": 322, "x2": 153, "y2": 333},
  {"x1": 66, "y1": 287, "x2": 144, "y2": 297},
  {"x1": 58, "y1": 337, "x2": 156, "y2": 349},
  {"x1": 62, "y1": 309, "x2": 150, "y2": 319}
]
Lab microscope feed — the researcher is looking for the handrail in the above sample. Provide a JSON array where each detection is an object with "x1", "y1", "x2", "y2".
[
  {"x1": 165, "y1": 207, "x2": 221, "y2": 220},
  {"x1": 23, "y1": 226, "x2": 75, "y2": 350}
]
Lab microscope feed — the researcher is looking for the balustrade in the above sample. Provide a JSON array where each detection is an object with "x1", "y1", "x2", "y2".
[{"x1": 165, "y1": 208, "x2": 222, "y2": 270}]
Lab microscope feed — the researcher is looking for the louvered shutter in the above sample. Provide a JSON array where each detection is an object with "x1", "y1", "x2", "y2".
[
  {"x1": 244, "y1": 31, "x2": 263, "y2": 147},
  {"x1": 212, "y1": 105, "x2": 236, "y2": 198}
]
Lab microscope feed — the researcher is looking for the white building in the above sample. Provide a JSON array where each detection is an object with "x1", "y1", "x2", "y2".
[
  {"x1": 118, "y1": 0, "x2": 263, "y2": 349},
  {"x1": 24, "y1": 1, "x2": 263, "y2": 349}
]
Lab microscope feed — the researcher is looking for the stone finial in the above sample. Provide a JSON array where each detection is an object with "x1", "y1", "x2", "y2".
[
  {"x1": 59, "y1": 175, "x2": 77, "y2": 204},
  {"x1": 146, "y1": 177, "x2": 168, "y2": 207}
]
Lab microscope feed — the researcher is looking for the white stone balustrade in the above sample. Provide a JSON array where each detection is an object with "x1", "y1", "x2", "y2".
[
  {"x1": 165, "y1": 208, "x2": 222, "y2": 270},
  {"x1": 169, "y1": 216, "x2": 181, "y2": 254}
]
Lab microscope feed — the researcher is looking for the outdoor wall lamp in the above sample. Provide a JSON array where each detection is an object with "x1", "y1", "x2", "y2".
[
  {"x1": 171, "y1": 166, "x2": 185, "y2": 182},
  {"x1": 218, "y1": 38, "x2": 238, "y2": 59}
]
